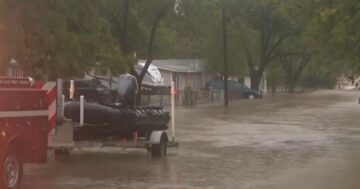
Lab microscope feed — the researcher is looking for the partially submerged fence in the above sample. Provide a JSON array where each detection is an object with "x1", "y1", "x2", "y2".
[{"x1": 142, "y1": 88, "x2": 229, "y2": 107}]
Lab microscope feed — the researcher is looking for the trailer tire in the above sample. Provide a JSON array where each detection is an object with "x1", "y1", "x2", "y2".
[
  {"x1": 151, "y1": 134, "x2": 167, "y2": 157},
  {"x1": 1, "y1": 146, "x2": 23, "y2": 189}
]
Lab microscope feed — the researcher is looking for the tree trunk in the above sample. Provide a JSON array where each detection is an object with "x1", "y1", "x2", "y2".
[
  {"x1": 287, "y1": 79, "x2": 296, "y2": 94},
  {"x1": 243, "y1": 3, "x2": 288, "y2": 93},
  {"x1": 135, "y1": 14, "x2": 163, "y2": 105},
  {"x1": 245, "y1": 49, "x2": 261, "y2": 91},
  {"x1": 279, "y1": 51, "x2": 312, "y2": 94},
  {"x1": 250, "y1": 71, "x2": 261, "y2": 91}
]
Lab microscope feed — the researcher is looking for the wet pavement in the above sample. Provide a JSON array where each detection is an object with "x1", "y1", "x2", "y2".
[{"x1": 23, "y1": 90, "x2": 360, "y2": 189}]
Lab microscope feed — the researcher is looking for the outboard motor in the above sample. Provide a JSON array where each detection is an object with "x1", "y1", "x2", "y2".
[{"x1": 116, "y1": 74, "x2": 138, "y2": 106}]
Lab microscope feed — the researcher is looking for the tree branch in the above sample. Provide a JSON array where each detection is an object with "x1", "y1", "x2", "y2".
[
  {"x1": 265, "y1": 35, "x2": 287, "y2": 61},
  {"x1": 138, "y1": 9, "x2": 167, "y2": 82},
  {"x1": 120, "y1": 0, "x2": 129, "y2": 55},
  {"x1": 294, "y1": 53, "x2": 312, "y2": 79}
]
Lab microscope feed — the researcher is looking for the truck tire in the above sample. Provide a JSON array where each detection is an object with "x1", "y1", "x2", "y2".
[
  {"x1": 151, "y1": 135, "x2": 167, "y2": 157},
  {"x1": 1, "y1": 147, "x2": 23, "y2": 189}
]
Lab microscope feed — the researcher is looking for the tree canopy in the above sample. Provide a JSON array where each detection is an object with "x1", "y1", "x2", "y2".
[{"x1": 0, "y1": 0, "x2": 358, "y2": 90}]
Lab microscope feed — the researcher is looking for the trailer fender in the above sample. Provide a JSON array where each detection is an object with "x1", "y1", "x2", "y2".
[{"x1": 149, "y1": 131, "x2": 168, "y2": 144}]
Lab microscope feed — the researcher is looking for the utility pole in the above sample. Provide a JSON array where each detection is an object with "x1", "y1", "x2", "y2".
[{"x1": 221, "y1": 0, "x2": 229, "y2": 106}]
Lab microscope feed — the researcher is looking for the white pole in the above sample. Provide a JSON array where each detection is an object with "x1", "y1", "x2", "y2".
[
  {"x1": 56, "y1": 78, "x2": 63, "y2": 121},
  {"x1": 171, "y1": 81, "x2": 176, "y2": 142},
  {"x1": 70, "y1": 80, "x2": 75, "y2": 100},
  {"x1": 80, "y1": 95, "x2": 84, "y2": 126},
  {"x1": 62, "y1": 95, "x2": 65, "y2": 119}
]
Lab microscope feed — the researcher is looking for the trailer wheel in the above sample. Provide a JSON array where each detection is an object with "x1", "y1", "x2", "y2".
[
  {"x1": 1, "y1": 147, "x2": 22, "y2": 189},
  {"x1": 151, "y1": 135, "x2": 167, "y2": 157}
]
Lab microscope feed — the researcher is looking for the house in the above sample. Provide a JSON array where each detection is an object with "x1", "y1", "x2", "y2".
[
  {"x1": 147, "y1": 59, "x2": 268, "y2": 93},
  {"x1": 146, "y1": 59, "x2": 211, "y2": 92}
]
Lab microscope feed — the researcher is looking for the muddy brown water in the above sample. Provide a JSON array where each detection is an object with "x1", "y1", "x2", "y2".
[{"x1": 23, "y1": 90, "x2": 360, "y2": 189}]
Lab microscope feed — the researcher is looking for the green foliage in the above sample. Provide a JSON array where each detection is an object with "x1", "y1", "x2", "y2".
[
  {"x1": 300, "y1": 65, "x2": 339, "y2": 89},
  {"x1": 1, "y1": 0, "x2": 356, "y2": 87},
  {"x1": 2, "y1": 0, "x2": 125, "y2": 79},
  {"x1": 302, "y1": 0, "x2": 360, "y2": 72},
  {"x1": 190, "y1": 0, "x2": 298, "y2": 90}
]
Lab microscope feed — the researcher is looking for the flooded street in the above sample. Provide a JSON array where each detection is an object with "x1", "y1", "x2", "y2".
[{"x1": 23, "y1": 90, "x2": 360, "y2": 189}]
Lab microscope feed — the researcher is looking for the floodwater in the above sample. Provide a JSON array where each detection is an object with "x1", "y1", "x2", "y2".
[{"x1": 23, "y1": 90, "x2": 360, "y2": 189}]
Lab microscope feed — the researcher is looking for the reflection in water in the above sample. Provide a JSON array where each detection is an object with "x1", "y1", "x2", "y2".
[{"x1": 24, "y1": 91, "x2": 360, "y2": 189}]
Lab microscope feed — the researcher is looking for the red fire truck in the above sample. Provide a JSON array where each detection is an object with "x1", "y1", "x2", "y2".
[{"x1": 0, "y1": 77, "x2": 53, "y2": 189}]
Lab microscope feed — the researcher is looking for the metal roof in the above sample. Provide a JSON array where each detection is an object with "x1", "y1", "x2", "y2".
[{"x1": 138, "y1": 59, "x2": 204, "y2": 73}]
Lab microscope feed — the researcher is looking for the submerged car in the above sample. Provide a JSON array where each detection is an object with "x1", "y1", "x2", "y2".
[{"x1": 205, "y1": 80, "x2": 262, "y2": 99}]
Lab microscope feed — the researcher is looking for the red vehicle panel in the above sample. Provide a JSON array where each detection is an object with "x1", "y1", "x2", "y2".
[
  {"x1": 0, "y1": 89, "x2": 49, "y2": 161},
  {"x1": 0, "y1": 77, "x2": 51, "y2": 189}
]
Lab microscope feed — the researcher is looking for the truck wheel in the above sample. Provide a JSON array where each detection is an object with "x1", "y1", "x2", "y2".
[
  {"x1": 1, "y1": 148, "x2": 22, "y2": 189},
  {"x1": 151, "y1": 135, "x2": 167, "y2": 157}
]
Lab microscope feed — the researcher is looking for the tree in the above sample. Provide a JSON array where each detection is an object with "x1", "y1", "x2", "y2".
[
  {"x1": 239, "y1": 0, "x2": 297, "y2": 91},
  {"x1": 131, "y1": 0, "x2": 177, "y2": 104},
  {"x1": 279, "y1": 50, "x2": 312, "y2": 93},
  {"x1": 300, "y1": 58, "x2": 343, "y2": 89},
  {"x1": 166, "y1": 0, "x2": 217, "y2": 59},
  {"x1": 198, "y1": 0, "x2": 297, "y2": 91},
  {"x1": 290, "y1": 0, "x2": 360, "y2": 73},
  {"x1": 1, "y1": 0, "x2": 125, "y2": 79},
  {"x1": 275, "y1": 34, "x2": 313, "y2": 93},
  {"x1": 276, "y1": 0, "x2": 356, "y2": 89},
  {"x1": 100, "y1": 0, "x2": 142, "y2": 67},
  {"x1": 196, "y1": 0, "x2": 250, "y2": 77},
  {"x1": 101, "y1": 0, "x2": 179, "y2": 105},
  {"x1": 266, "y1": 63, "x2": 284, "y2": 94}
]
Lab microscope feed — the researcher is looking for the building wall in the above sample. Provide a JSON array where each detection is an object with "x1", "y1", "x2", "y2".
[
  {"x1": 244, "y1": 77, "x2": 251, "y2": 88},
  {"x1": 160, "y1": 70, "x2": 173, "y2": 86},
  {"x1": 161, "y1": 69, "x2": 268, "y2": 94},
  {"x1": 159, "y1": 69, "x2": 211, "y2": 91}
]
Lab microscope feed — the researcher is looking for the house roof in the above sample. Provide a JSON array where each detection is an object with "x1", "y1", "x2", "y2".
[{"x1": 139, "y1": 59, "x2": 204, "y2": 73}]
